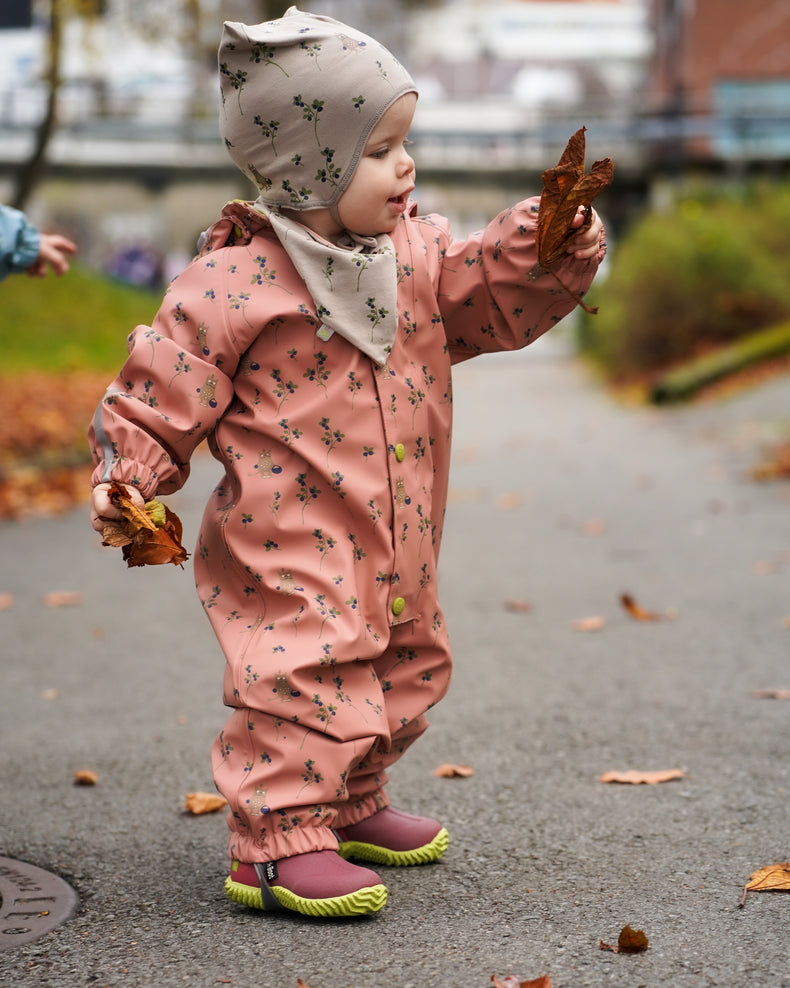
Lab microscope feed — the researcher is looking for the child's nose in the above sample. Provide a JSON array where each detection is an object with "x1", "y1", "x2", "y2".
[{"x1": 398, "y1": 147, "x2": 415, "y2": 177}]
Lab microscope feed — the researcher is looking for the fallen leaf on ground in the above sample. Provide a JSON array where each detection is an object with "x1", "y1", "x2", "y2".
[
  {"x1": 496, "y1": 493, "x2": 523, "y2": 511},
  {"x1": 184, "y1": 792, "x2": 228, "y2": 815},
  {"x1": 600, "y1": 924, "x2": 649, "y2": 953},
  {"x1": 42, "y1": 688, "x2": 60, "y2": 700},
  {"x1": 751, "y1": 558, "x2": 783, "y2": 575},
  {"x1": 751, "y1": 441, "x2": 790, "y2": 481},
  {"x1": 73, "y1": 769, "x2": 98, "y2": 786},
  {"x1": 739, "y1": 861, "x2": 790, "y2": 908},
  {"x1": 598, "y1": 768, "x2": 685, "y2": 785},
  {"x1": 44, "y1": 591, "x2": 83, "y2": 608},
  {"x1": 581, "y1": 519, "x2": 607, "y2": 536},
  {"x1": 752, "y1": 688, "x2": 790, "y2": 700},
  {"x1": 504, "y1": 599, "x2": 533, "y2": 613},
  {"x1": 620, "y1": 592, "x2": 673, "y2": 621},
  {"x1": 433, "y1": 763, "x2": 475, "y2": 778},
  {"x1": 572, "y1": 615, "x2": 606, "y2": 632},
  {"x1": 492, "y1": 976, "x2": 552, "y2": 988},
  {"x1": 102, "y1": 481, "x2": 188, "y2": 567},
  {"x1": 0, "y1": 592, "x2": 13, "y2": 610},
  {"x1": 533, "y1": 126, "x2": 614, "y2": 313}
]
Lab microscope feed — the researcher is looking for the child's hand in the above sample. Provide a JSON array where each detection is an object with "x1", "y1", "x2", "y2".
[
  {"x1": 27, "y1": 232, "x2": 78, "y2": 277},
  {"x1": 566, "y1": 206, "x2": 605, "y2": 260},
  {"x1": 90, "y1": 482, "x2": 144, "y2": 533}
]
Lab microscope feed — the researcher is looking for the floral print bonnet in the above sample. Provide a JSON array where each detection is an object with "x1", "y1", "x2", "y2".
[
  {"x1": 218, "y1": 7, "x2": 418, "y2": 365},
  {"x1": 219, "y1": 7, "x2": 416, "y2": 212}
]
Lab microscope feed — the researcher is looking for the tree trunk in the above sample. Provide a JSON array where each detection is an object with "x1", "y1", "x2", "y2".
[{"x1": 12, "y1": 0, "x2": 63, "y2": 212}]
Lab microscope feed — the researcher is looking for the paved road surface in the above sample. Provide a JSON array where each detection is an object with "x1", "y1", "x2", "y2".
[{"x1": 2, "y1": 333, "x2": 789, "y2": 987}]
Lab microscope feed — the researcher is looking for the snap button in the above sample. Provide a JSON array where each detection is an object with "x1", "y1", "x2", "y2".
[
  {"x1": 395, "y1": 443, "x2": 406, "y2": 462},
  {"x1": 391, "y1": 596, "x2": 406, "y2": 616}
]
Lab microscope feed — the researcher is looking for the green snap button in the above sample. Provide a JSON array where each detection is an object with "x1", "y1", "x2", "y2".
[
  {"x1": 395, "y1": 443, "x2": 406, "y2": 462},
  {"x1": 392, "y1": 596, "x2": 406, "y2": 616}
]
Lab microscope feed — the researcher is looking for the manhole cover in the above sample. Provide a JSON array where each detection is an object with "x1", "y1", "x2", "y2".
[{"x1": 0, "y1": 857, "x2": 78, "y2": 949}]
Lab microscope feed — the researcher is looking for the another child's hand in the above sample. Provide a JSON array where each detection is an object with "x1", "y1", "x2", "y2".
[
  {"x1": 27, "y1": 232, "x2": 78, "y2": 278},
  {"x1": 566, "y1": 206, "x2": 605, "y2": 260},
  {"x1": 90, "y1": 482, "x2": 144, "y2": 533}
]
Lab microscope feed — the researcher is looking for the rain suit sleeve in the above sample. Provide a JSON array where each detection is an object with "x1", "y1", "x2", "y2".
[
  {"x1": 88, "y1": 248, "x2": 247, "y2": 500},
  {"x1": 416, "y1": 196, "x2": 603, "y2": 363},
  {"x1": 0, "y1": 205, "x2": 40, "y2": 281}
]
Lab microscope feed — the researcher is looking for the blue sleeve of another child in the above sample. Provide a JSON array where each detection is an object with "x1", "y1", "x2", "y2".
[{"x1": 0, "y1": 204, "x2": 41, "y2": 281}]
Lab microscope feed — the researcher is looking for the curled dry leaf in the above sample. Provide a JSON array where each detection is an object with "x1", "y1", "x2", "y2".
[
  {"x1": 495, "y1": 492, "x2": 523, "y2": 511},
  {"x1": 600, "y1": 924, "x2": 649, "y2": 953},
  {"x1": 184, "y1": 792, "x2": 228, "y2": 815},
  {"x1": 533, "y1": 126, "x2": 614, "y2": 313},
  {"x1": 620, "y1": 592, "x2": 673, "y2": 622},
  {"x1": 102, "y1": 481, "x2": 188, "y2": 568},
  {"x1": 73, "y1": 769, "x2": 99, "y2": 786},
  {"x1": 739, "y1": 861, "x2": 790, "y2": 908},
  {"x1": 44, "y1": 590, "x2": 83, "y2": 608},
  {"x1": 752, "y1": 688, "x2": 790, "y2": 700},
  {"x1": 492, "y1": 976, "x2": 552, "y2": 988},
  {"x1": 504, "y1": 599, "x2": 533, "y2": 614},
  {"x1": 434, "y1": 763, "x2": 475, "y2": 778},
  {"x1": 598, "y1": 768, "x2": 685, "y2": 785},
  {"x1": 572, "y1": 615, "x2": 606, "y2": 632}
]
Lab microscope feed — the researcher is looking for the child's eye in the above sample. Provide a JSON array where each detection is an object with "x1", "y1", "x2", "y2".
[{"x1": 369, "y1": 147, "x2": 389, "y2": 160}]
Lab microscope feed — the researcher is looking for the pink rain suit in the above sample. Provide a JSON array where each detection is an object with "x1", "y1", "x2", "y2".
[{"x1": 90, "y1": 198, "x2": 602, "y2": 863}]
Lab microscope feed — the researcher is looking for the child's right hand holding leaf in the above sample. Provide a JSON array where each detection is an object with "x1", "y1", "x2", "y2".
[
  {"x1": 90, "y1": 481, "x2": 144, "y2": 533},
  {"x1": 91, "y1": 481, "x2": 188, "y2": 568}
]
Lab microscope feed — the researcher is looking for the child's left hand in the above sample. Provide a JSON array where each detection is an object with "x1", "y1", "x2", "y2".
[{"x1": 567, "y1": 206, "x2": 605, "y2": 260}]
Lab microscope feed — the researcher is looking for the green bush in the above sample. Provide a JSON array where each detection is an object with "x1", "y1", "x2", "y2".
[
  {"x1": 579, "y1": 182, "x2": 790, "y2": 378},
  {"x1": 0, "y1": 264, "x2": 160, "y2": 376}
]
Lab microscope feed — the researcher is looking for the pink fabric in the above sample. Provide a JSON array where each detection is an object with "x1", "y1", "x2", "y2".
[{"x1": 90, "y1": 198, "x2": 602, "y2": 862}]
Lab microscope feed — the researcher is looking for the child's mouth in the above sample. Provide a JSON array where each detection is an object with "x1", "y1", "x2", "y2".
[{"x1": 388, "y1": 192, "x2": 410, "y2": 211}]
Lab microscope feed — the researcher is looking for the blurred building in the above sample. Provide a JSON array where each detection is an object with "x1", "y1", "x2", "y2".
[
  {"x1": 646, "y1": 0, "x2": 790, "y2": 164},
  {"x1": 409, "y1": 0, "x2": 652, "y2": 115}
]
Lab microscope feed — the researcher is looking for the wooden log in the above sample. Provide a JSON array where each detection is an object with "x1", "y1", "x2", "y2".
[{"x1": 650, "y1": 321, "x2": 790, "y2": 404}]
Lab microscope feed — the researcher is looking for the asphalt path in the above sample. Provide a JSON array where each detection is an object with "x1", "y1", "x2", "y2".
[{"x1": 1, "y1": 332, "x2": 789, "y2": 987}]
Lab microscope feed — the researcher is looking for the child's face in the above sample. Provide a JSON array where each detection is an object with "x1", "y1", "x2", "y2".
[
  {"x1": 291, "y1": 93, "x2": 417, "y2": 243},
  {"x1": 338, "y1": 92, "x2": 417, "y2": 238}
]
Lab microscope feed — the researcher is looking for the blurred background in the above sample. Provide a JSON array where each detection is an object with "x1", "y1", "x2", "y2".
[
  {"x1": 3, "y1": 0, "x2": 789, "y2": 278},
  {"x1": 1, "y1": 0, "x2": 790, "y2": 513}
]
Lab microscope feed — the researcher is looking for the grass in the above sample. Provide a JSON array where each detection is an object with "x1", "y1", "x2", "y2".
[{"x1": 0, "y1": 264, "x2": 160, "y2": 377}]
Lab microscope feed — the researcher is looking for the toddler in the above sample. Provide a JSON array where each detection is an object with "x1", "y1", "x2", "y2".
[{"x1": 89, "y1": 7, "x2": 605, "y2": 918}]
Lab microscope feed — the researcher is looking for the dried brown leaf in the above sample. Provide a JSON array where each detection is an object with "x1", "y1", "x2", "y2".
[
  {"x1": 496, "y1": 492, "x2": 523, "y2": 511},
  {"x1": 600, "y1": 925, "x2": 648, "y2": 953},
  {"x1": 598, "y1": 768, "x2": 685, "y2": 785},
  {"x1": 534, "y1": 127, "x2": 614, "y2": 313},
  {"x1": 103, "y1": 481, "x2": 188, "y2": 568},
  {"x1": 492, "y1": 977, "x2": 552, "y2": 988},
  {"x1": 739, "y1": 861, "x2": 790, "y2": 907},
  {"x1": 620, "y1": 592, "x2": 673, "y2": 622},
  {"x1": 504, "y1": 599, "x2": 533, "y2": 614},
  {"x1": 752, "y1": 688, "x2": 790, "y2": 700},
  {"x1": 572, "y1": 615, "x2": 606, "y2": 632},
  {"x1": 433, "y1": 763, "x2": 475, "y2": 778},
  {"x1": 73, "y1": 769, "x2": 98, "y2": 786},
  {"x1": 184, "y1": 792, "x2": 228, "y2": 815},
  {"x1": 44, "y1": 591, "x2": 83, "y2": 608}
]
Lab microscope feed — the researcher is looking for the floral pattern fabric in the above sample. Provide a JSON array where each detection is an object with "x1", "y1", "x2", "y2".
[{"x1": 89, "y1": 197, "x2": 602, "y2": 862}]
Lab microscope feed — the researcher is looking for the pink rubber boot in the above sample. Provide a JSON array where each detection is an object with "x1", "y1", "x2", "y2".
[
  {"x1": 335, "y1": 807, "x2": 449, "y2": 866},
  {"x1": 226, "y1": 849, "x2": 387, "y2": 917}
]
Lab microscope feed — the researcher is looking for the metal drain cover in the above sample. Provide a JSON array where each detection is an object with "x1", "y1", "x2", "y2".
[{"x1": 0, "y1": 857, "x2": 79, "y2": 949}]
